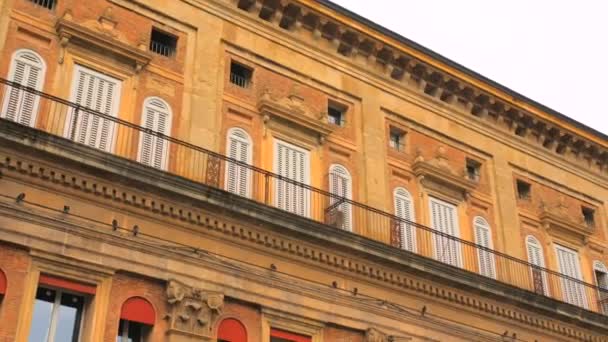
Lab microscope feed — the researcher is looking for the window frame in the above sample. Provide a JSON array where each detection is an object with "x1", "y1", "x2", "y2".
[
  {"x1": 473, "y1": 216, "x2": 496, "y2": 279},
  {"x1": 229, "y1": 61, "x2": 253, "y2": 88},
  {"x1": 328, "y1": 164, "x2": 353, "y2": 231},
  {"x1": 388, "y1": 127, "x2": 405, "y2": 151},
  {"x1": 428, "y1": 197, "x2": 462, "y2": 267},
  {"x1": 149, "y1": 28, "x2": 178, "y2": 58},
  {"x1": 593, "y1": 261, "x2": 608, "y2": 313},
  {"x1": 29, "y1": 285, "x2": 87, "y2": 342},
  {"x1": 273, "y1": 139, "x2": 311, "y2": 217},
  {"x1": 393, "y1": 187, "x2": 416, "y2": 252},
  {"x1": 555, "y1": 244, "x2": 587, "y2": 308},
  {"x1": 525, "y1": 235, "x2": 550, "y2": 296},
  {"x1": 138, "y1": 96, "x2": 173, "y2": 170},
  {"x1": 225, "y1": 127, "x2": 253, "y2": 198}
]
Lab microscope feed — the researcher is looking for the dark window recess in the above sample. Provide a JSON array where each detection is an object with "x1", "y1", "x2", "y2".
[
  {"x1": 466, "y1": 159, "x2": 481, "y2": 182},
  {"x1": 28, "y1": 0, "x2": 56, "y2": 10},
  {"x1": 150, "y1": 28, "x2": 177, "y2": 57},
  {"x1": 516, "y1": 180, "x2": 531, "y2": 200},
  {"x1": 229, "y1": 62, "x2": 252, "y2": 88},
  {"x1": 389, "y1": 127, "x2": 405, "y2": 151},
  {"x1": 582, "y1": 207, "x2": 595, "y2": 227},
  {"x1": 327, "y1": 103, "x2": 346, "y2": 126}
]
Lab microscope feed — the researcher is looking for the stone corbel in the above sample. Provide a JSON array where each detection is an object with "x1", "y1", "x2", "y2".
[{"x1": 365, "y1": 328, "x2": 389, "y2": 342}]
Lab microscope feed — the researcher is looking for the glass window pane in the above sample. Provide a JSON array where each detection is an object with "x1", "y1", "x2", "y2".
[
  {"x1": 29, "y1": 287, "x2": 56, "y2": 342},
  {"x1": 54, "y1": 292, "x2": 84, "y2": 342}
]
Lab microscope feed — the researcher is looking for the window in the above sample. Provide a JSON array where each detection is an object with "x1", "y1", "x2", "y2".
[
  {"x1": 1, "y1": 49, "x2": 46, "y2": 127},
  {"x1": 582, "y1": 206, "x2": 595, "y2": 228},
  {"x1": 525, "y1": 235, "x2": 549, "y2": 296},
  {"x1": 217, "y1": 318, "x2": 247, "y2": 342},
  {"x1": 117, "y1": 297, "x2": 155, "y2": 342},
  {"x1": 555, "y1": 245, "x2": 587, "y2": 308},
  {"x1": 270, "y1": 328, "x2": 311, "y2": 342},
  {"x1": 516, "y1": 180, "x2": 531, "y2": 200},
  {"x1": 429, "y1": 197, "x2": 461, "y2": 267},
  {"x1": 473, "y1": 217, "x2": 495, "y2": 279},
  {"x1": 0, "y1": 269, "x2": 6, "y2": 298},
  {"x1": 28, "y1": 275, "x2": 97, "y2": 342},
  {"x1": 149, "y1": 28, "x2": 177, "y2": 57},
  {"x1": 327, "y1": 102, "x2": 346, "y2": 126},
  {"x1": 229, "y1": 62, "x2": 252, "y2": 88},
  {"x1": 27, "y1": 0, "x2": 56, "y2": 10},
  {"x1": 394, "y1": 188, "x2": 416, "y2": 252},
  {"x1": 328, "y1": 164, "x2": 352, "y2": 231},
  {"x1": 138, "y1": 97, "x2": 172, "y2": 170},
  {"x1": 593, "y1": 261, "x2": 608, "y2": 314},
  {"x1": 225, "y1": 128, "x2": 253, "y2": 198},
  {"x1": 466, "y1": 158, "x2": 481, "y2": 182},
  {"x1": 389, "y1": 127, "x2": 405, "y2": 151},
  {"x1": 274, "y1": 139, "x2": 310, "y2": 217},
  {"x1": 66, "y1": 65, "x2": 122, "y2": 152}
]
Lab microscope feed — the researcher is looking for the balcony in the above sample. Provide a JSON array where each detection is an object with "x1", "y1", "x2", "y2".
[{"x1": 0, "y1": 78, "x2": 607, "y2": 316}]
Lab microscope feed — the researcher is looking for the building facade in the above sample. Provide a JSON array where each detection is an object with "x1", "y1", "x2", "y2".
[{"x1": 0, "y1": 0, "x2": 607, "y2": 341}]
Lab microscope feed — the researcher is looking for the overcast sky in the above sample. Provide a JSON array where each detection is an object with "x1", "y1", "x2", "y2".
[{"x1": 331, "y1": 0, "x2": 608, "y2": 135}]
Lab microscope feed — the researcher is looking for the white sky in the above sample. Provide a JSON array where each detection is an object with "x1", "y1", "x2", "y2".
[{"x1": 331, "y1": 0, "x2": 608, "y2": 136}]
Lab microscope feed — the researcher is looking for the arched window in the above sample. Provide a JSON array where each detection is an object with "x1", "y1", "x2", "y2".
[
  {"x1": 117, "y1": 297, "x2": 155, "y2": 342},
  {"x1": 526, "y1": 235, "x2": 549, "y2": 295},
  {"x1": 594, "y1": 261, "x2": 608, "y2": 313},
  {"x1": 473, "y1": 217, "x2": 495, "y2": 279},
  {"x1": 225, "y1": 128, "x2": 252, "y2": 198},
  {"x1": 394, "y1": 188, "x2": 416, "y2": 252},
  {"x1": 217, "y1": 318, "x2": 247, "y2": 342},
  {"x1": 328, "y1": 164, "x2": 352, "y2": 231},
  {"x1": 138, "y1": 97, "x2": 172, "y2": 170},
  {"x1": 1, "y1": 49, "x2": 46, "y2": 127}
]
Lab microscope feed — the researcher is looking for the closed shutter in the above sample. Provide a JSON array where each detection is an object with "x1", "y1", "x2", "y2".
[
  {"x1": 329, "y1": 165, "x2": 352, "y2": 231},
  {"x1": 474, "y1": 217, "x2": 495, "y2": 279},
  {"x1": 429, "y1": 197, "x2": 461, "y2": 267},
  {"x1": 275, "y1": 140, "x2": 309, "y2": 217},
  {"x1": 1, "y1": 50, "x2": 45, "y2": 127},
  {"x1": 225, "y1": 128, "x2": 252, "y2": 198},
  {"x1": 139, "y1": 98, "x2": 171, "y2": 170},
  {"x1": 556, "y1": 245, "x2": 587, "y2": 308},
  {"x1": 66, "y1": 65, "x2": 121, "y2": 152},
  {"x1": 394, "y1": 188, "x2": 416, "y2": 252}
]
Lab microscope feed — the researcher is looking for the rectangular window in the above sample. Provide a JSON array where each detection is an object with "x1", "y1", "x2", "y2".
[
  {"x1": 582, "y1": 206, "x2": 595, "y2": 228},
  {"x1": 29, "y1": 286, "x2": 86, "y2": 342},
  {"x1": 555, "y1": 245, "x2": 587, "y2": 308},
  {"x1": 274, "y1": 139, "x2": 310, "y2": 217},
  {"x1": 66, "y1": 65, "x2": 122, "y2": 152},
  {"x1": 117, "y1": 319, "x2": 150, "y2": 342},
  {"x1": 595, "y1": 269, "x2": 608, "y2": 314},
  {"x1": 229, "y1": 62, "x2": 252, "y2": 88},
  {"x1": 516, "y1": 179, "x2": 531, "y2": 200},
  {"x1": 327, "y1": 102, "x2": 346, "y2": 126},
  {"x1": 466, "y1": 158, "x2": 481, "y2": 182},
  {"x1": 389, "y1": 127, "x2": 405, "y2": 151},
  {"x1": 150, "y1": 28, "x2": 177, "y2": 57},
  {"x1": 28, "y1": 0, "x2": 56, "y2": 10},
  {"x1": 429, "y1": 197, "x2": 461, "y2": 267}
]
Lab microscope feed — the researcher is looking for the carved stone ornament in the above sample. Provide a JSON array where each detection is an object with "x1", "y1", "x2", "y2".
[
  {"x1": 539, "y1": 199, "x2": 593, "y2": 246},
  {"x1": 365, "y1": 327, "x2": 389, "y2": 342},
  {"x1": 165, "y1": 279, "x2": 224, "y2": 338}
]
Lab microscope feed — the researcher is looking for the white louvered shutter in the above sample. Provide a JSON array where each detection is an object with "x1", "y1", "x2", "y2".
[
  {"x1": 526, "y1": 236, "x2": 549, "y2": 295},
  {"x1": 429, "y1": 198, "x2": 461, "y2": 267},
  {"x1": 2, "y1": 51, "x2": 45, "y2": 126},
  {"x1": 556, "y1": 246, "x2": 587, "y2": 308},
  {"x1": 329, "y1": 165, "x2": 352, "y2": 231},
  {"x1": 474, "y1": 217, "x2": 495, "y2": 279},
  {"x1": 275, "y1": 140, "x2": 309, "y2": 217},
  {"x1": 67, "y1": 66, "x2": 121, "y2": 152},
  {"x1": 225, "y1": 129, "x2": 252, "y2": 198},
  {"x1": 139, "y1": 98, "x2": 171, "y2": 170},
  {"x1": 394, "y1": 189, "x2": 416, "y2": 252}
]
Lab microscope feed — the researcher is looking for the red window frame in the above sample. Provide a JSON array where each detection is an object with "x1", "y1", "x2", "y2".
[{"x1": 270, "y1": 328, "x2": 311, "y2": 342}]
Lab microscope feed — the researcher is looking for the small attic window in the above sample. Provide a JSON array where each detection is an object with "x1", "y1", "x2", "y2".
[
  {"x1": 327, "y1": 102, "x2": 346, "y2": 126},
  {"x1": 466, "y1": 159, "x2": 481, "y2": 182},
  {"x1": 582, "y1": 207, "x2": 595, "y2": 227},
  {"x1": 28, "y1": 0, "x2": 56, "y2": 10},
  {"x1": 389, "y1": 127, "x2": 405, "y2": 151},
  {"x1": 516, "y1": 180, "x2": 531, "y2": 200},
  {"x1": 150, "y1": 28, "x2": 177, "y2": 57},
  {"x1": 229, "y1": 62, "x2": 252, "y2": 88}
]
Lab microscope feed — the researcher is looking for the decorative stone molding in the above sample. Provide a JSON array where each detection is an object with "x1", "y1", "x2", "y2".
[
  {"x1": 55, "y1": 8, "x2": 152, "y2": 71},
  {"x1": 540, "y1": 200, "x2": 593, "y2": 246},
  {"x1": 365, "y1": 327, "x2": 389, "y2": 342},
  {"x1": 234, "y1": 0, "x2": 608, "y2": 175},
  {"x1": 258, "y1": 87, "x2": 335, "y2": 145},
  {"x1": 165, "y1": 279, "x2": 224, "y2": 338},
  {"x1": 413, "y1": 146, "x2": 477, "y2": 202}
]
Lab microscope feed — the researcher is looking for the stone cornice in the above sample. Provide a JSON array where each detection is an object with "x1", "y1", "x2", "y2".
[
  {"x1": 230, "y1": 0, "x2": 608, "y2": 177},
  {"x1": 1, "y1": 121, "x2": 607, "y2": 340}
]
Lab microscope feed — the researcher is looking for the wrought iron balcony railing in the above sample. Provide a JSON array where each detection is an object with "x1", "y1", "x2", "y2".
[{"x1": 1, "y1": 77, "x2": 607, "y2": 315}]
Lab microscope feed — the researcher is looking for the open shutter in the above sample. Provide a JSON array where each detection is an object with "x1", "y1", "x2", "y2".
[
  {"x1": 225, "y1": 128, "x2": 252, "y2": 198},
  {"x1": 595, "y1": 262, "x2": 608, "y2": 313},
  {"x1": 394, "y1": 188, "x2": 416, "y2": 252},
  {"x1": 1, "y1": 50, "x2": 45, "y2": 127},
  {"x1": 526, "y1": 236, "x2": 548, "y2": 295},
  {"x1": 329, "y1": 165, "x2": 352, "y2": 231},
  {"x1": 474, "y1": 217, "x2": 495, "y2": 279},
  {"x1": 429, "y1": 198, "x2": 461, "y2": 267},
  {"x1": 556, "y1": 245, "x2": 586, "y2": 308},
  {"x1": 67, "y1": 65, "x2": 121, "y2": 152},
  {"x1": 139, "y1": 98, "x2": 171, "y2": 170},
  {"x1": 274, "y1": 140, "x2": 309, "y2": 217}
]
